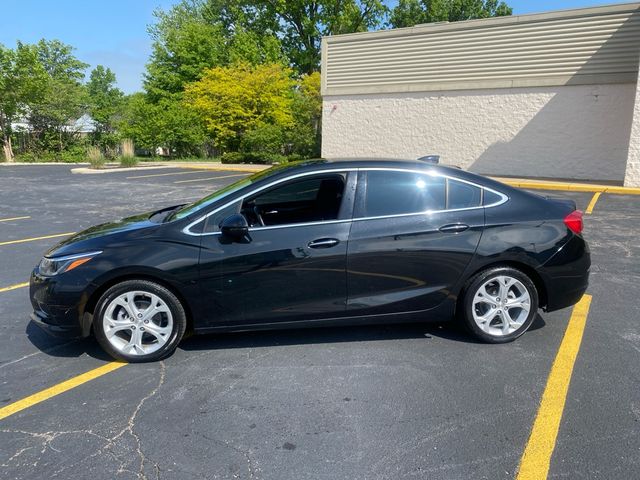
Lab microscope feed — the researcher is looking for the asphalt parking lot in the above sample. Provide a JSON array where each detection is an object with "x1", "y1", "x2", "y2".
[{"x1": 0, "y1": 165, "x2": 638, "y2": 480}]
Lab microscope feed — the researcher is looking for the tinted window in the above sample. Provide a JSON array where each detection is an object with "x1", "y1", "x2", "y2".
[
  {"x1": 483, "y1": 189, "x2": 504, "y2": 206},
  {"x1": 242, "y1": 174, "x2": 345, "y2": 227},
  {"x1": 447, "y1": 179, "x2": 482, "y2": 209},
  {"x1": 361, "y1": 171, "x2": 446, "y2": 217}
]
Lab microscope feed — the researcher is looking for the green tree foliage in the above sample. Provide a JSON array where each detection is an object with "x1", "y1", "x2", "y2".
[
  {"x1": 119, "y1": 93, "x2": 206, "y2": 157},
  {"x1": 184, "y1": 62, "x2": 295, "y2": 152},
  {"x1": 145, "y1": 0, "x2": 285, "y2": 99},
  {"x1": 87, "y1": 65, "x2": 125, "y2": 150},
  {"x1": 28, "y1": 40, "x2": 89, "y2": 155},
  {"x1": 0, "y1": 42, "x2": 47, "y2": 161},
  {"x1": 258, "y1": 0, "x2": 388, "y2": 74},
  {"x1": 389, "y1": 0, "x2": 512, "y2": 28},
  {"x1": 87, "y1": 66, "x2": 124, "y2": 133}
]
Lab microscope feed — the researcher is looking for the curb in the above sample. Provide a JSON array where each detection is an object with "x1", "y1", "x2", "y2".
[
  {"x1": 492, "y1": 178, "x2": 640, "y2": 195},
  {"x1": 71, "y1": 162, "x2": 268, "y2": 175},
  {"x1": 173, "y1": 163, "x2": 269, "y2": 173},
  {"x1": 71, "y1": 165, "x2": 177, "y2": 174}
]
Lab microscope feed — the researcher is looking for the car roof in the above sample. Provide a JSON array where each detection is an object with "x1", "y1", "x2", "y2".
[{"x1": 259, "y1": 158, "x2": 517, "y2": 194}]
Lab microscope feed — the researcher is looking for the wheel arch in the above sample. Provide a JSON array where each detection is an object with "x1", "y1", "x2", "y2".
[
  {"x1": 456, "y1": 261, "x2": 548, "y2": 315},
  {"x1": 83, "y1": 273, "x2": 195, "y2": 334}
]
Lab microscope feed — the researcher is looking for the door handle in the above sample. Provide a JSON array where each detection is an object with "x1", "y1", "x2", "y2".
[
  {"x1": 308, "y1": 238, "x2": 340, "y2": 249},
  {"x1": 439, "y1": 223, "x2": 469, "y2": 233}
]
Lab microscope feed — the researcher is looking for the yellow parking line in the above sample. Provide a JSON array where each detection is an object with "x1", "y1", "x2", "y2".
[
  {"x1": 494, "y1": 178, "x2": 640, "y2": 195},
  {"x1": 0, "y1": 282, "x2": 29, "y2": 293},
  {"x1": 585, "y1": 192, "x2": 602, "y2": 214},
  {"x1": 0, "y1": 232, "x2": 75, "y2": 247},
  {"x1": 0, "y1": 216, "x2": 31, "y2": 223},
  {"x1": 174, "y1": 173, "x2": 247, "y2": 184},
  {"x1": 126, "y1": 170, "x2": 209, "y2": 179},
  {"x1": 0, "y1": 362, "x2": 126, "y2": 421},
  {"x1": 516, "y1": 294, "x2": 592, "y2": 480}
]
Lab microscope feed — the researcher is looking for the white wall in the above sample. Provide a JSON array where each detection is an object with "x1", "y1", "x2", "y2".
[
  {"x1": 625, "y1": 70, "x2": 640, "y2": 187},
  {"x1": 322, "y1": 83, "x2": 636, "y2": 183}
]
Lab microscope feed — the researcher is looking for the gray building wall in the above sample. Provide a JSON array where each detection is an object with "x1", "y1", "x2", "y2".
[{"x1": 321, "y1": 3, "x2": 640, "y2": 185}]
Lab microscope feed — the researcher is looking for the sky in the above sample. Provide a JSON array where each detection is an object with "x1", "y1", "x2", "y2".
[{"x1": 0, "y1": 0, "x2": 636, "y2": 94}]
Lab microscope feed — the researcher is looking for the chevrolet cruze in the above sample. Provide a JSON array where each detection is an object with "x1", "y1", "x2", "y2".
[{"x1": 30, "y1": 159, "x2": 590, "y2": 362}]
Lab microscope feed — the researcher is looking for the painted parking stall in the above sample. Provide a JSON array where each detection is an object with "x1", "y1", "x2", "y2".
[{"x1": 0, "y1": 165, "x2": 638, "y2": 479}]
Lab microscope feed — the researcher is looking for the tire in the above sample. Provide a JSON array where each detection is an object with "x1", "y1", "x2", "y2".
[
  {"x1": 461, "y1": 266, "x2": 539, "y2": 344},
  {"x1": 93, "y1": 280, "x2": 187, "y2": 362}
]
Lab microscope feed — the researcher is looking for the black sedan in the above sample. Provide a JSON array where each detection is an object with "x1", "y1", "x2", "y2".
[{"x1": 30, "y1": 159, "x2": 590, "y2": 362}]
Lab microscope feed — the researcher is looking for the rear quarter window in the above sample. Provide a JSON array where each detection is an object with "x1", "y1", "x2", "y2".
[{"x1": 447, "y1": 179, "x2": 482, "y2": 209}]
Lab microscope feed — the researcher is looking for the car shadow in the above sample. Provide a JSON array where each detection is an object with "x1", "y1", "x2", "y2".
[
  {"x1": 27, "y1": 314, "x2": 546, "y2": 360},
  {"x1": 25, "y1": 321, "x2": 113, "y2": 361}
]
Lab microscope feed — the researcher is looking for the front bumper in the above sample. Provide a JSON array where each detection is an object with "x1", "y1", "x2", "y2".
[{"x1": 29, "y1": 269, "x2": 92, "y2": 338}]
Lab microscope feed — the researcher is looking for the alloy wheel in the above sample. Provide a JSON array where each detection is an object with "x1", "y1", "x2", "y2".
[
  {"x1": 471, "y1": 275, "x2": 531, "y2": 337},
  {"x1": 102, "y1": 291, "x2": 174, "y2": 355}
]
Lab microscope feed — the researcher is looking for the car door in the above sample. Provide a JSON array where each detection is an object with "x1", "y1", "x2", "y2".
[
  {"x1": 346, "y1": 169, "x2": 485, "y2": 316},
  {"x1": 197, "y1": 170, "x2": 356, "y2": 328}
]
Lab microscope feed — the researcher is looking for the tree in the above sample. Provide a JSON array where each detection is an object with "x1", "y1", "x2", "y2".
[
  {"x1": 259, "y1": 0, "x2": 388, "y2": 74},
  {"x1": 389, "y1": 0, "x2": 512, "y2": 28},
  {"x1": 145, "y1": 0, "x2": 285, "y2": 99},
  {"x1": 27, "y1": 40, "x2": 89, "y2": 154},
  {"x1": 287, "y1": 71, "x2": 321, "y2": 157},
  {"x1": 87, "y1": 65, "x2": 124, "y2": 149},
  {"x1": 119, "y1": 93, "x2": 206, "y2": 157},
  {"x1": 0, "y1": 42, "x2": 47, "y2": 161},
  {"x1": 184, "y1": 62, "x2": 295, "y2": 152}
]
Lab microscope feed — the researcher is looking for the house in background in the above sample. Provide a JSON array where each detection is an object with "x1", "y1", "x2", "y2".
[{"x1": 321, "y1": 2, "x2": 640, "y2": 187}]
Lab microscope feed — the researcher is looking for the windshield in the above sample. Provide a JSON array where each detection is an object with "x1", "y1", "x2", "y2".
[{"x1": 167, "y1": 163, "x2": 314, "y2": 221}]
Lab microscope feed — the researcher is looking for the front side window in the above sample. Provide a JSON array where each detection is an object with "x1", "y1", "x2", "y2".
[
  {"x1": 360, "y1": 171, "x2": 446, "y2": 218},
  {"x1": 241, "y1": 174, "x2": 346, "y2": 227}
]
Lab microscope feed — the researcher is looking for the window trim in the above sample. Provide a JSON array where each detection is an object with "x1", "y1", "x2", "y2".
[{"x1": 182, "y1": 167, "x2": 508, "y2": 236}]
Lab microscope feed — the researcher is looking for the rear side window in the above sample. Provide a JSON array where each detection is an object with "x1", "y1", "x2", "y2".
[
  {"x1": 483, "y1": 189, "x2": 504, "y2": 206},
  {"x1": 360, "y1": 171, "x2": 446, "y2": 217},
  {"x1": 447, "y1": 179, "x2": 482, "y2": 209}
]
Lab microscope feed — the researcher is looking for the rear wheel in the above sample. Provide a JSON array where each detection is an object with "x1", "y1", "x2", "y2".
[
  {"x1": 461, "y1": 267, "x2": 538, "y2": 343},
  {"x1": 93, "y1": 280, "x2": 187, "y2": 362}
]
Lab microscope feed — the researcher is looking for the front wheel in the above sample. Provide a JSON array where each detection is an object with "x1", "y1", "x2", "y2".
[
  {"x1": 461, "y1": 267, "x2": 539, "y2": 343},
  {"x1": 93, "y1": 280, "x2": 187, "y2": 362}
]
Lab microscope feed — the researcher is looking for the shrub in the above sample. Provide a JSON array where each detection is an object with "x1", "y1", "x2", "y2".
[
  {"x1": 119, "y1": 156, "x2": 138, "y2": 167},
  {"x1": 240, "y1": 125, "x2": 284, "y2": 156},
  {"x1": 121, "y1": 138, "x2": 135, "y2": 157},
  {"x1": 87, "y1": 146, "x2": 105, "y2": 169}
]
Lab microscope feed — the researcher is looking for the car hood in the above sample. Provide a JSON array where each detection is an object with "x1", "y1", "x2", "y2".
[{"x1": 45, "y1": 210, "x2": 165, "y2": 258}]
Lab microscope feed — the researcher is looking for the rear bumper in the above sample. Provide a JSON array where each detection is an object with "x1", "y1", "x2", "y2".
[{"x1": 540, "y1": 234, "x2": 590, "y2": 312}]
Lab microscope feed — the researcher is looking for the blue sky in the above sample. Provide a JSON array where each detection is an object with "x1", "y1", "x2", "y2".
[{"x1": 0, "y1": 0, "x2": 635, "y2": 93}]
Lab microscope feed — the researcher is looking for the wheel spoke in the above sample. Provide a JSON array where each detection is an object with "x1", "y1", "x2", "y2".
[
  {"x1": 106, "y1": 323, "x2": 132, "y2": 338},
  {"x1": 124, "y1": 328, "x2": 144, "y2": 354},
  {"x1": 144, "y1": 323, "x2": 171, "y2": 344}
]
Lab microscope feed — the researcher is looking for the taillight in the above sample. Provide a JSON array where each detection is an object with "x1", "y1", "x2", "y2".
[{"x1": 564, "y1": 210, "x2": 584, "y2": 234}]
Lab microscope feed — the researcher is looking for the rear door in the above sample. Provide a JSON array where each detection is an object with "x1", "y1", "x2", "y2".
[{"x1": 346, "y1": 169, "x2": 484, "y2": 316}]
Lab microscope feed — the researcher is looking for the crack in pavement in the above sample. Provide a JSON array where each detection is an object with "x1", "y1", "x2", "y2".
[{"x1": 1, "y1": 361, "x2": 166, "y2": 480}]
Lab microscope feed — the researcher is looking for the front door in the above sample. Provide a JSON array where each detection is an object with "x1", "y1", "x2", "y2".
[{"x1": 197, "y1": 171, "x2": 355, "y2": 328}]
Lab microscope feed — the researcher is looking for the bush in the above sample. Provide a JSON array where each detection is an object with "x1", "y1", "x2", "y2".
[
  {"x1": 221, "y1": 151, "x2": 288, "y2": 164},
  {"x1": 87, "y1": 146, "x2": 105, "y2": 169},
  {"x1": 119, "y1": 156, "x2": 138, "y2": 167},
  {"x1": 240, "y1": 125, "x2": 284, "y2": 156}
]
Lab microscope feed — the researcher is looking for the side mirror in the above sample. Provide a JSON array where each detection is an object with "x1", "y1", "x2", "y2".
[{"x1": 219, "y1": 214, "x2": 249, "y2": 240}]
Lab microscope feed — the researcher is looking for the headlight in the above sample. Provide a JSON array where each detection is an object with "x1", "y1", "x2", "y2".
[{"x1": 38, "y1": 251, "x2": 102, "y2": 276}]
